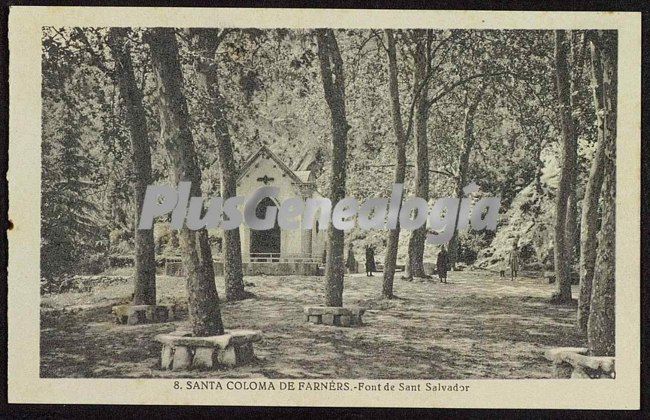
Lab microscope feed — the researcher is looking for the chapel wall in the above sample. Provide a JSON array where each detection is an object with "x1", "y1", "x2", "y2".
[{"x1": 236, "y1": 154, "x2": 305, "y2": 258}]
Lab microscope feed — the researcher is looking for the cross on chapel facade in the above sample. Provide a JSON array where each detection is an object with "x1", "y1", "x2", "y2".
[
  {"x1": 256, "y1": 175, "x2": 274, "y2": 185},
  {"x1": 234, "y1": 145, "x2": 326, "y2": 262}
]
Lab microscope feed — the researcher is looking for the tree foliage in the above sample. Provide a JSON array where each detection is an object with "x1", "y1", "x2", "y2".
[{"x1": 41, "y1": 28, "x2": 612, "y2": 321}]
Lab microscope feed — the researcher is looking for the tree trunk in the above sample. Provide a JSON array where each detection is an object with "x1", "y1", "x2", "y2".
[
  {"x1": 382, "y1": 30, "x2": 407, "y2": 299},
  {"x1": 577, "y1": 34, "x2": 608, "y2": 333},
  {"x1": 107, "y1": 28, "x2": 156, "y2": 306},
  {"x1": 565, "y1": 189, "x2": 577, "y2": 264},
  {"x1": 146, "y1": 28, "x2": 224, "y2": 336},
  {"x1": 587, "y1": 31, "x2": 616, "y2": 357},
  {"x1": 406, "y1": 32, "x2": 430, "y2": 279},
  {"x1": 587, "y1": 143, "x2": 615, "y2": 356},
  {"x1": 193, "y1": 30, "x2": 246, "y2": 302},
  {"x1": 316, "y1": 29, "x2": 349, "y2": 307},
  {"x1": 563, "y1": 35, "x2": 580, "y2": 291},
  {"x1": 551, "y1": 30, "x2": 578, "y2": 303},
  {"x1": 564, "y1": 35, "x2": 582, "y2": 275},
  {"x1": 533, "y1": 137, "x2": 545, "y2": 194},
  {"x1": 447, "y1": 87, "x2": 484, "y2": 268}
]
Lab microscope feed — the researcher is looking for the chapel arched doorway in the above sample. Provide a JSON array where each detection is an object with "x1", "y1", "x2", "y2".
[{"x1": 250, "y1": 197, "x2": 281, "y2": 261}]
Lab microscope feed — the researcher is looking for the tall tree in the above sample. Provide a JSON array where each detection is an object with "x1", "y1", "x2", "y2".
[
  {"x1": 405, "y1": 30, "x2": 431, "y2": 279},
  {"x1": 402, "y1": 30, "x2": 502, "y2": 278},
  {"x1": 563, "y1": 32, "x2": 587, "y2": 299},
  {"x1": 146, "y1": 28, "x2": 224, "y2": 336},
  {"x1": 41, "y1": 95, "x2": 98, "y2": 282},
  {"x1": 316, "y1": 29, "x2": 349, "y2": 307},
  {"x1": 446, "y1": 84, "x2": 486, "y2": 268},
  {"x1": 42, "y1": 28, "x2": 116, "y2": 285},
  {"x1": 551, "y1": 30, "x2": 578, "y2": 303},
  {"x1": 586, "y1": 31, "x2": 617, "y2": 356},
  {"x1": 382, "y1": 29, "x2": 408, "y2": 298},
  {"x1": 577, "y1": 31, "x2": 610, "y2": 332},
  {"x1": 192, "y1": 29, "x2": 247, "y2": 302},
  {"x1": 107, "y1": 28, "x2": 157, "y2": 306}
]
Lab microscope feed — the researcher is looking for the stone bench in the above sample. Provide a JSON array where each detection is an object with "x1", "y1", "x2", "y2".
[
  {"x1": 112, "y1": 304, "x2": 175, "y2": 325},
  {"x1": 544, "y1": 347, "x2": 615, "y2": 379},
  {"x1": 303, "y1": 306, "x2": 366, "y2": 327},
  {"x1": 155, "y1": 329, "x2": 262, "y2": 370}
]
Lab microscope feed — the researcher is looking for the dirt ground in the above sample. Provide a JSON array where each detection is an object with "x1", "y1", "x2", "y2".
[{"x1": 41, "y1": 270, "x2": 583, "y2": 379}]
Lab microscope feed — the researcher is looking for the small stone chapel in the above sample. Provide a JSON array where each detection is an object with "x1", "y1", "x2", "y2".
[{"x1": 235, "y1": 145, "x2": 326, "y2": 265}]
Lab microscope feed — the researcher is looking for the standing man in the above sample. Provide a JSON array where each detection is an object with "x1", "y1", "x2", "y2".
[
  {"x1": 346, "y1": 243, "x2": 357, "y2": 274},
  {"x1": 508, "y1": 242, "x2": 520, "y2": 280},
  {"x1": 365, "y1": 245, "x2": 376, "y2": 277},
  {"x1": 437, "y1": 245, "x2": 449, "y2": 284}
]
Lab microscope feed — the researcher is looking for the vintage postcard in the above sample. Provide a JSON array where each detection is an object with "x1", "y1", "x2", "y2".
[{"x1": 7, "y1": 7, "x2": 640, "y2": 408}]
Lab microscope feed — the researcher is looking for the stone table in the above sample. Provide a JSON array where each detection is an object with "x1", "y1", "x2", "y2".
[
  {"x1": 155, "y1": 329, "x2": 262, "y2": 370},
  {"x1": 303, "y1": 306, "x2": 366, "y2": 327}
]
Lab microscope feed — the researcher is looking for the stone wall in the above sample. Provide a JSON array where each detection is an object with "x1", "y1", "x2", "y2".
[{"x1": 165, "y1": 260, "x2": 321, "y2": 277}]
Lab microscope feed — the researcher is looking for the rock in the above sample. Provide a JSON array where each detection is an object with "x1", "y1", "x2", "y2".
[
  {"x1": 168, "y1": 330, "x2": 192, "y2": 337},
  {"x1": 155, "y1": 329, "x2": 262, "y2": 370},
  {"x1": 228, "y1": 329, "x2": 263, "y2": 345},
  {"x1": 571, "y1": 366, "x2": 591, "y2": 378},
  {"x1": 155, "y1": 330, "x2": 261, "y2": 348},
  {"x1": 236, "y1": 343, "x2": 255, "y2": 365},
  {"x1": 113, "y1": 304, "x2": 174, "y2": 325},
  {"x1": 192, "y1": 347, "x2": 216, "y2": 369},
  {"x1": 216, "y1": 346, "x2": 237, "y2": 367},
  {"x1": 172, "y1": 346, "x2": 192, "y2": 370},
  {"x1": 599, "y1": 357, "x2": 616, "y2": 374},
  {"x1": 348, "y1": 307, "x2": 366, "y2": 325},
  {"x1": 339, "y1": 315, "x2": 351, "y2": 327},
  {"x1": 304, "y1": 306, "x2": 351, "y2": 316},
  {"x1": 304, "y1": 306, "x2": 365, "y2": 327},
  {"x1": 155, "y1": 306, "x2": 169, "y2": 322},
  {"x1": 553, "y1": 361, "x2": 573, "y2": 378},
  {"x1": 543, "y1": 347, "x2": 588, "y2": 362},
  {"x1": 156, "y1": 334, "x2": 231, "y2": 348},
  {"x1": 112, "y1": 305, "x2": 130, "y2": 324},
  {"x1": 160, "y1": 344, "x2": 174, "y2": 370},
  {"x1": 127, "y1": 311, "x2": 142, "y2": 325},
  {"x1": 545, "y1": 347, "x2": 615, "y2": 379}
]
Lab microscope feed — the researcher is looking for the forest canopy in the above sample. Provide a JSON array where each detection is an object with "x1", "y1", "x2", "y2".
[
  {"x1": 42, "y1": 27, "x2": 601, "y2": 281},
  {"x1": 39, "y1": 24, "x2": 618, "y2": 365}
]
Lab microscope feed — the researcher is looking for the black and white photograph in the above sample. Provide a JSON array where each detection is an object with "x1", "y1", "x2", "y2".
[
  {"x1": 38, "y1": 24, "x2": 619, "y2": 380},
  {"x1": 6, "y1": 6, "x2": 641, "y2": 408}
]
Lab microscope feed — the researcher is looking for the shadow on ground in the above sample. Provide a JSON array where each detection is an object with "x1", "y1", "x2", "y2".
[{"x1": 40, "y1": 270, "x2": 583, "y2": 379}]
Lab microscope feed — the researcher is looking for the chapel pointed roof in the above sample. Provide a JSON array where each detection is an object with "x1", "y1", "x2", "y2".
[{"x1": 237, "y1": 145, "x2": 309, "y2": 185}]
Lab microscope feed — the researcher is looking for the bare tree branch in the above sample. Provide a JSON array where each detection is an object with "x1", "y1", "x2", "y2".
[
  {"x1": 367, "y1": 163, "x2": 456, "y2": 178},
  {"x1": 426, "y1": 71, "x2": 507, "y2": 110}
]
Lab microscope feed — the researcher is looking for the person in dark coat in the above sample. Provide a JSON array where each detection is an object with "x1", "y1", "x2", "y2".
[
  {"x1": 508, "y1": 242, "x2": 520, "y2": 280},
  {"x1": 365, "y1": 245, "x2": 376, "y2": 277},
  {"x1": 345, "y1": 243, "x2": 357, "y2": 274},
  {"x1": 437, "y1": 246, "x2": 449, "y2": 283}
]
